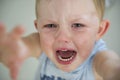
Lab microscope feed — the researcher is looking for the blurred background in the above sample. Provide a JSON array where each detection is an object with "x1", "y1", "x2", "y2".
[{"x1": 0, "y1": 0, "x2": 120, "y2": 80}]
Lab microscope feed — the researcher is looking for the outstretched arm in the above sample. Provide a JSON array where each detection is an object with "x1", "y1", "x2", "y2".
[
  {"x1": 93, "y1": 50, "x2": 120, "y2": 80},
  {"x1": 23, "y1": 32, "x2": 41, "y2": 58},
  {"x1": 0, "y1": 23, "x2": 41, "y2": 80}
]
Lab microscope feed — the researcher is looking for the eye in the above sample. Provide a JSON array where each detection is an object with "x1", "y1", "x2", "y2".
[
  {"x1": 72, "y1": 23, "x2": 85, "y2": 28},
  {"x1": 44, "y1": 24, "x2": 57, "y2": 29}
]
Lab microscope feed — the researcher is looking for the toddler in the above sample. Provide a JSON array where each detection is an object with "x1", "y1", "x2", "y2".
[{"x1": 0, "y1": 0, "x2": 120, "y2": 80}]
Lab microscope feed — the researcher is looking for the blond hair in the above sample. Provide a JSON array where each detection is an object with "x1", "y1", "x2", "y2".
[
  {"x1": 35, "y1": 0, "x2": 105, "y2": 20},
  {"x1": 93, "y1": 0, "x2": 105, "y2": 20},
  {"x1": 35, "y1": 0, "x2": 40, "y2": 19}
]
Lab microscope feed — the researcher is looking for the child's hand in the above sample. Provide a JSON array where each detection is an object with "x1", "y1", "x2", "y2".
[{"x1": 0, "y1": 23, "x2": 30, "y2": 80}]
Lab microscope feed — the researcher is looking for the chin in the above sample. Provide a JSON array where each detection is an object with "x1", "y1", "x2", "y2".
[{"x1": 55, "y1": 60, "x2": 80, "y2": 72}]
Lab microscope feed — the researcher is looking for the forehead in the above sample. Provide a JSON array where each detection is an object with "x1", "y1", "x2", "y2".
[{"x1": 37, "y1": 0, "x2": 98, "y2": 22}]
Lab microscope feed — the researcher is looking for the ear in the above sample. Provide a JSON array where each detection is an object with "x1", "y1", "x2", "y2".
[
  {"x1": 96, "y1": 19, "x2": 110, "y2": 40},
  {"x1": 34, "y1": 20, "x2": 38, "y2": 30}
]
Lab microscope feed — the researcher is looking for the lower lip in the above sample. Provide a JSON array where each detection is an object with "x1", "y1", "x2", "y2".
[{"x1": 56, "y1": 53, "x2": 76, "y2": 65}]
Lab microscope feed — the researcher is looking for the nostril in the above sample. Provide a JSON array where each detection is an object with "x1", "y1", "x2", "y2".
[
  {"x1": 56, "y1": 35, "x2": 72, "y2": 43},
  {"x1": 55, "y1": 29, "x2": 71, "y2": 43}
]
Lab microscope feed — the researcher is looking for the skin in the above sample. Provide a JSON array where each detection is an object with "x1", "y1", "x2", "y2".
[
  {"x1": 0, "y1": 0, "x2": 120, "y2": 80},
  {"x1": 35, "y1": 0, "x2": 108, "y2": 72},
  {"x1": 93, "y1": 50, "x2": 120, "y2": 80},
  {"x1": 0, "y1": 24, "x2": 40, "y2": 80}
]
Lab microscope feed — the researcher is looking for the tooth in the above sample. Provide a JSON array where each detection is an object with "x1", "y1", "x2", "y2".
[
  {"x1": 61, "y1": 50, "x2": 67, "y2": 51},
  {"x1": 58, "y1": 55, "x2": 73, "y2": 62}
]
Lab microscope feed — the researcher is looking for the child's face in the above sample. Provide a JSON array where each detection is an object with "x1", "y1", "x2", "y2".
[{"x1": 36, "y1": 0, "x2": 101, "y2": 72}]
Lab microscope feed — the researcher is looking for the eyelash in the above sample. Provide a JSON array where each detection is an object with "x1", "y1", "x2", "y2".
[
  {"x1": 44, "y1": 24, "x2": 57, "y2": 28},
  {"x1": 43, "y1": 23, "x2": 85, "y2": 30},
  {"x1": 72, "y1": 23, "x2": 85, "y2": 28}
]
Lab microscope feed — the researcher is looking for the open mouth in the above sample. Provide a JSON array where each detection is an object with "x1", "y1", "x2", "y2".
[{"x1": 56, "y1": 49, "x2": 77, "y2": 65}]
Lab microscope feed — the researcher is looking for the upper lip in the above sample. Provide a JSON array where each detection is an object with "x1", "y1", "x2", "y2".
[
  {"x1": 56, "y1": 48, "x2": 75, "y2": 51},
  {"x1": 55, "y1": 47, "x2": 77, "y2": 53}
]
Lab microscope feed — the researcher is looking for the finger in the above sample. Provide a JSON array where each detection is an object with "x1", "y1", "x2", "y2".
[
  {"x1": 9, "y1": 62, "x2": 22, "y2": 80},
  {"x1": 0, "y1": 22, "x2": 6, "y2": 37},
  {"x1": 10, "y1": 67, "x2": 19, "y2": 80},
  {"x1": 10, "y1": 25, "x2": 25, "y2": 40}
]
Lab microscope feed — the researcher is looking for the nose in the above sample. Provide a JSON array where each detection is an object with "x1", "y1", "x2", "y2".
[{"x1": 55, "y1": 28, "x2": 72, "y2": 43}]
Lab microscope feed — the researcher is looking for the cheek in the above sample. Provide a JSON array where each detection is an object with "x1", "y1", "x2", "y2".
[
  {"x1": 39, "y1": 33, "x2": 54, "y2": 51},
  {"x1": 39, "y1": 33, "x2": 56, "y2": 62},
  {"x1": 74, "y1": 31, "x2": 97, "y2": 58}
]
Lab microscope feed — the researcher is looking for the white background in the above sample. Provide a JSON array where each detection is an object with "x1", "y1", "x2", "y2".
[{"x1": 0, "y1": 0, "x2": 120, "y2": 80}]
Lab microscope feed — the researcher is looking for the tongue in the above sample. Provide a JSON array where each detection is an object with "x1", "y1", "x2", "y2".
[{"x1": 57, "y1": 50, "x2": 74, "y2": 59}]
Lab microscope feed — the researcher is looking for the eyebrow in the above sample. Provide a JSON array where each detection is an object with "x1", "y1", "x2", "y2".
[
  {"x1": 39, "y1": 17, "x2": 87, "y2": 24},
  {"x1": 69, "y1": 15, "x2": 89, "y2": 22},
  {"x1": 69, "y1": 12, "x2": 99, "y2": 21},
  {"x1": 70, "y1": 18, "x2": 86, "y2": 22},
  {"x1": 69, "y1": 14, "x2": 99, "y2": 25}
]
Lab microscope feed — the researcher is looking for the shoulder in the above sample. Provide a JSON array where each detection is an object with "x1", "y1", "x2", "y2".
[
  {"x1": 93, "y1": 50, "x2": 119, "y2": 65},
  {"x1": 93, "y1": 50, "x2": 120, "y2": 80}
]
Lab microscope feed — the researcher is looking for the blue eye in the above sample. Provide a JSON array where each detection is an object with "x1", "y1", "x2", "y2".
[
  {"x1": 44, "y1": 24, "x2": 57, "y2": 28},
  {"x1": 72, "y1": 23, "x2": 85, "y2": 28}
]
